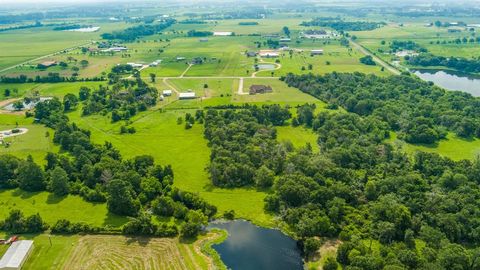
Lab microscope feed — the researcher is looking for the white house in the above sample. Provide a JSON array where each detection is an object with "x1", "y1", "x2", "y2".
[
  {"x1": 0, "y1": 240, "x2": 34, "y2": 270},
  {"x1": 179, "y1": 92, "x2": 196, "y2": 99},
  {"x1": 162, "y1": 90, "x2": 173, "y2": 96}
]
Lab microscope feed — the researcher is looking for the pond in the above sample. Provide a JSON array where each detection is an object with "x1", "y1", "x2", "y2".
[
  {"x1": 254, "y1": 64, "x2": 276, "y2": 70},
  {"x1": 413, "y1": 69, "x2": 480, "y2": 97},
  {"x1": 208, "y1": 220, "x2": 303, "y2": 270},
  {"x1": 3, "y1": 97, "x2": 53, "y2": 111}
]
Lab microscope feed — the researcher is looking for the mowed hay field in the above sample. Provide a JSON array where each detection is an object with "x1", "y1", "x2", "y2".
[{"x1": 61, "y1": 234, "x2": 214, "y2": 270}]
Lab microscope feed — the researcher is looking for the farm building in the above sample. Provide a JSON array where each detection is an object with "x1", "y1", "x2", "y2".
[
  {"x1": 301, "y1": 30, "x2": 338, "y2": 39},
  {"x1": 249, "y1": 85, "x2": 273, "y2": 95},
  {"x1": 191, "y1": 57, "x2": 204, "y2": 65},
  {"x1": 279, "y1": 38, "x2": 291, "y2": 42},
  {"x1": 176, "y1": 57, "x2": 186, "y2": 61},
  {"x1": 213, "y1": 32, "x2": 233, "y2": 36},
  {"x1": 311, "y1": 49, "x2": 324, "y2": 55},
  {"x1": 107, "y1": 46, "x2": 128, "y2": 52},
  {"x1": 163, "y1": 90, "x2": 173, "y2": 96},
  {"x1": 246, "y1": 51, "x2": 257, "y2": 57},
  {"x1": 179, "y1": 92, "x2": 196, "y2": 99},
  {"x1": 0, "y1": 240, "x2": 34, "y2": 270},
  {"x1": 199, "y1": 38, "x2": 209, "y2": 42},
  {"x1": 259, "y1": 50, "x2": 279, "y2": 58}
]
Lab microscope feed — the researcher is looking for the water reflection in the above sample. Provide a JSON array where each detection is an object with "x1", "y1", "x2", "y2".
[
  {"x1": 208, "y1": 220, "x2": 303, "y2": 270},
  {"x1": 413, "y1": 69, "x2": 480, "y2": 96}
]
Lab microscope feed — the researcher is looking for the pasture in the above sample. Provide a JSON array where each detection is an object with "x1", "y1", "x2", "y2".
[{"x1": 0, "y1": 189, "x2": 128, "y2": 227}]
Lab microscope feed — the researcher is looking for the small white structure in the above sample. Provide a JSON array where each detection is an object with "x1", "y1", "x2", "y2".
[
  {"x1": 0, "y1": 240, "x2": 34, "y2": 270},
  {"x1": 65, "y1": 26, "x2": 100, "y2": 33},
  {"x1": 150, "y1": 60, "x2": 162, "y2": 67},
  {"x1": 213, "y1": 32, "x2": 233, "y2": 36},
  {"x1": 280, "y1": 38, "x2": 291, "y2": 42},
  {"x1": 311, "y1": 49, "x2": 324, "y2": 55},
  {"x1": 127, "y1": 63, "x2": 144, "y2": 68},
  {"x1": 162, "y1": 90, "x2": 173, "y2": 96},
  {"x1": 179, "y1": 92, "x2": 196, "y2": 99}
]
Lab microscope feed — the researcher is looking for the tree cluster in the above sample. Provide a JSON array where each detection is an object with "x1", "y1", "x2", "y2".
[
  {"x1": 282, "y1": 72, "x2": 480, "y2": 143},
  {"x1": 408, "y1": 54, "x2": 480, "y2": 74}
]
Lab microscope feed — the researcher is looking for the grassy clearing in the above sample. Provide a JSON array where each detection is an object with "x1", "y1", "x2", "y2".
[
  {"x1": 0, "y1": 189, "x2": 128, "y2": 227},
  {"x1": 389, "y1": 132, "x2": 480, "y2": 161},
  {"x1": 277, "y1": 126, "x2": 319, "y2": 152}
]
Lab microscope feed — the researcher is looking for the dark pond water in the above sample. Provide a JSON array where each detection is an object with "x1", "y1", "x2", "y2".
[
  {"x1": 207, "y1": 220, "x2": 303, "y2": 270},
  {"x1": 413, "y1": 69, "x2": 480, "y2": 97}
]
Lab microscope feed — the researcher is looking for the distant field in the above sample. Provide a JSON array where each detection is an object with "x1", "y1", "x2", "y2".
[
  {"x1": 356, "y1": 23, "x2": 480, "y2": 59},
  {"x1": 0, "y1": 23, "x2": 129, "y2": 71}
]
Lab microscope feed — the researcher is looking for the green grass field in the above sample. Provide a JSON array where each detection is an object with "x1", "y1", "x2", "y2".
[
  {"x1": 0, "y1": 189, "x2": 128, "y2": 227},
  {"x1": 389, "y1": 132, "x2": 480, "y2": 161}
]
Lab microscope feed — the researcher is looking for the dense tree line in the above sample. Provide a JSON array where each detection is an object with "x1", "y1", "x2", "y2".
[
  {"x1": 282, "y1": 72, "x2": 480, "y2": 144},
  {"x1": 204, "y1": 105, "x2": 291, "y2": 187},
  {"x1": 0, "y1": 73, "x2": 105, "y2": 84},
  {"x1": 187, "y1": 30, "x2": 213, "y2": 37},
  {"x1": 407, "y1": 54, "x2": 480, "y2": 74},
  {"x1": 389, "y1": 40, "x2": 428, "y2": 53},
  {"x1": 301, "y1": 17, "x2": 385, "y2": 31},
  {"x1": 101, "y1": 19, "x2": 175, "y2": 41}
]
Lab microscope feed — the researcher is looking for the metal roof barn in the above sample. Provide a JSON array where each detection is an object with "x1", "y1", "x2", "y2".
[{"x1": 0, "y1": 240, "x2": 34, "y2": 270}]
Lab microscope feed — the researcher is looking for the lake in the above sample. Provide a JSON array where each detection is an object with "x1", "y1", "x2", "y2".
[
  {"x1": 208, "y1": 220, "x2": 303, "y2": 270},
  {"x1": 413, "y1": 69, "x2": 480, "y2": 97}
]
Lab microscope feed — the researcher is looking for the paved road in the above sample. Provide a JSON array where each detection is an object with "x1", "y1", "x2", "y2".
[
  {"x1": 143, "y1": 76, "x2": 280, "y2": 80},
  {"x1": 349, "y1": 38, "x2": 401, "y2": 75},
  {"x1": 0, "y1": 41, "x2": 94, "y2": 74}
]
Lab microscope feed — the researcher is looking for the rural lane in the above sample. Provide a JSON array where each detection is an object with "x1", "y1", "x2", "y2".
[{"x1": 349, "y1": 38, "x2": 401, "y2": 75}]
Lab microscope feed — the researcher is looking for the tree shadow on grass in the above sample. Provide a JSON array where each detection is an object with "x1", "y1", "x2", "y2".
[
  {"x1": 125, "y1": 236, "x2": 151, "y2": 246},
  {"x1": 46, "y1": 193, "x2": 66, "y2": 204},
  {"x1": 102, "y1": 212, "x2": 129, "y2": 228},
  {"x1": 12, "y1": 189, "x2": 39, "y2": 199}
]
